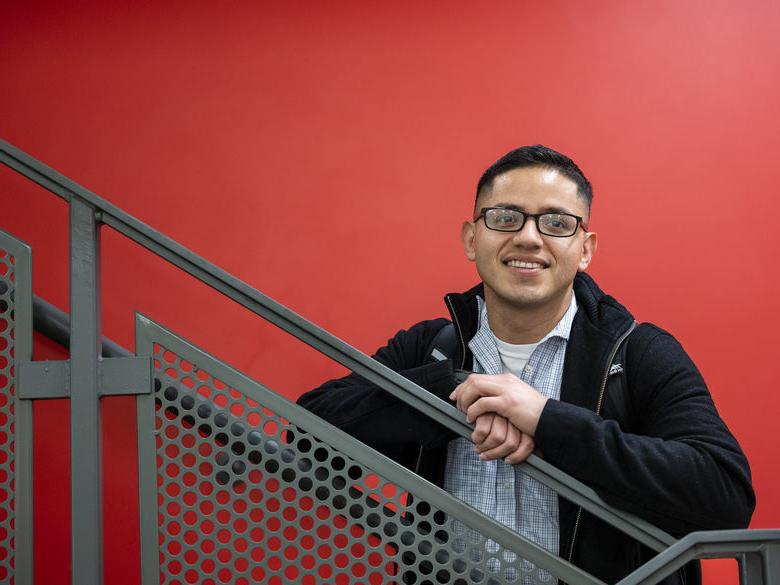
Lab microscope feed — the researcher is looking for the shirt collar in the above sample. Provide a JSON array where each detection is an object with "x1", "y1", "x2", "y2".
[
  {"x1": 474, "y1": 290, "x2": 578, "y2": 349},
  {"x1": 538, "y1": 291, "x2": 578, "y2": 344}
]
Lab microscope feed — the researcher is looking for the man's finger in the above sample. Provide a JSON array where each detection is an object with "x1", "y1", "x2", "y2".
[
  {"x1": 466, "y1": 396, "x2": 503, "y2": 423},
  {"x1": 475, "y1": 414, "x2": 507, "y2": 452},
  {"x1": 478, "y1": 420, "x2": 521, "y2": 460},
  {"x1": 471, "y1": 413, "x2": 495, "y2": 444},
  {"x1": 505, "y1": 433, "x2": 536, "y2": 465}
]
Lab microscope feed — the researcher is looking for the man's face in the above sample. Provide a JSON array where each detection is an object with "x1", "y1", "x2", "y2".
[{"x1": 461, "y1": 166, "x2": 597, "y2": 315}]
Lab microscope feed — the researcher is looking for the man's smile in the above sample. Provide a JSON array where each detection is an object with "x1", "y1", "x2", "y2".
[{"x1": 503, "y1": 257, "x2": 549, "y2": 272}]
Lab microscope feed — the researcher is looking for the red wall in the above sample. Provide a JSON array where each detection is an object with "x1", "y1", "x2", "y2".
[{"x1": 2, "y1": 2, "x2": 778, "y2": 583}]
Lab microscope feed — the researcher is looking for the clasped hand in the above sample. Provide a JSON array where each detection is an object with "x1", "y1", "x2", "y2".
[{"x1": 449, "y1": 373, "x2": 549, "y2": 464}]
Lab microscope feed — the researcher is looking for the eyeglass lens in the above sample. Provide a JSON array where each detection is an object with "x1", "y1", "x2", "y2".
[{"x1": 484, "y1": 208, "x2": 579, "y2": 236}]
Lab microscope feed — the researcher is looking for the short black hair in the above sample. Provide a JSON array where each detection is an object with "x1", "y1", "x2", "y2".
[{"x1": 476, "y1": 145, "x2": 593, "y2": 209}]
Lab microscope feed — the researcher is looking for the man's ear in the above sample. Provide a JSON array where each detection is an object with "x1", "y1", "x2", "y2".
[
  {"x1": 461, "y1": 220, "x2": 477, "y2": 262},
  {"x1": 578, "y1": 230, "x2": 598, "y2": 271}
]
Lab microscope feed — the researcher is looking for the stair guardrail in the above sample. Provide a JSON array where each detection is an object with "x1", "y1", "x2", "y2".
[{"x1": 2, "y1": 137, "x2": 778, "y2": 585}]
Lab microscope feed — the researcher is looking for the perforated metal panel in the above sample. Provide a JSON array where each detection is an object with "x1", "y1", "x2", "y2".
[
  {"x1": 0, "y1": 251, "x2": 14, "y2": 585},
  {"x1": 0, "y1": 230, "x2": 33, "y2": 585},
  {"x1": 136, "y1": 317, "x2": 597, "y2": 585}
]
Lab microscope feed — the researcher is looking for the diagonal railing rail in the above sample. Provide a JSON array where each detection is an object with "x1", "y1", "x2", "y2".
[{"x1": 2, "y1": 137, "x2": 779, "y2": 585}]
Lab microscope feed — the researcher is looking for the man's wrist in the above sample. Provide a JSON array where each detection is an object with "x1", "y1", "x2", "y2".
[{"x1": 526, "y1": 395, "x2": 549, "y2": 436}]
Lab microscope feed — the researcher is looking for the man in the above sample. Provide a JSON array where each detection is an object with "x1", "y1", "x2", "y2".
[{"x1": 298, "y1": 145, "x2": 754, "y2": 584}]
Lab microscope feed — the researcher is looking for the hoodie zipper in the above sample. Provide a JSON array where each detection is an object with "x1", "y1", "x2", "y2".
[{"x1": 567, "y1": 320, "x2": 637, "y2": 564}]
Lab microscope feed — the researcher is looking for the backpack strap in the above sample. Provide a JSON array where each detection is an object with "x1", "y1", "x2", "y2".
[
  {"x1": 425, "y1": 322, "x2": 472, "y2": 384},
  {"x1": 426, "y1": 322, "x2": 457, "y2": 363}
]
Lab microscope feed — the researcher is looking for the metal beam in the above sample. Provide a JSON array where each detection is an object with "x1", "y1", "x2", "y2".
[
  {"x1": 69, "y1": 197, "x2": 103, "y2": 585},
  {"x1": 17, "y1": 357, "x2": 151, "y2": 399}
]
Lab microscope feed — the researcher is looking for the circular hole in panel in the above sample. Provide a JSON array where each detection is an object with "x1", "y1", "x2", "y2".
[
  {"x1": 266, "y1": 517, "x2": 281, "y2": 532},
  {"x1": 282, "y1": 507, "x2": 297, "y2": 522},
  {"x1": 318, "y1": 565, "x2": 332, "y2": 579},
  {"x1": 233, "y1": 557, "x2": 248, "y2": 572},
  {"x1": 250, "y1": 507, "x2": 263, "y2": 523},
  {"x1": 217, "y1": 529, "x2": 231, "y2": 544},
  {"x1": 249, "y1": 528, "x2": 264, "y2": 543},
  {"x1": 419, "y1": 560, "x2": 433, "y2": 575},
  {"x1": 180, "y1": 395, "x2": 195, "y2": 410},
  {"x1": 184, "y1": 549, "x2": 199, "y2": 565},
  {"x1": 200, "y1": 558, "x2": 215, "y2": 574}
]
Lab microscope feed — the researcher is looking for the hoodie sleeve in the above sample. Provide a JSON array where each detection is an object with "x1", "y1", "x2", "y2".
[
  {"x1": 297, "y1": 318, "x2": 459, "y2": 456},
  {"x1": 534, "y1": 324, "x2": 755, "y2": 535}
]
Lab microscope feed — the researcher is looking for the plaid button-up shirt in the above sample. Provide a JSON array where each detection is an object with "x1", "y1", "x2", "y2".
[{"x1": 443, "y1": 293, "x2": 578, "y2": 583}]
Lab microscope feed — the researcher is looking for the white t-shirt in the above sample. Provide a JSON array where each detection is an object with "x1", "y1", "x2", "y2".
[{"x1": 494, "y1": 336, "x2": 539, "y2": 377}]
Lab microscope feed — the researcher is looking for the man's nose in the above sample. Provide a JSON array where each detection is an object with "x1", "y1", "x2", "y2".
[{"x1": 511, "y1": 218, "x2": 544, "y2": 246}]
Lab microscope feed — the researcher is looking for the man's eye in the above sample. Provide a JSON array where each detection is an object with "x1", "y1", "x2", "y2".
[
  {"x1": 542, "y1": 215, "x2": 567, "y2": 228},
  {"x1": 496, "y1": 213, "x2": 519, "y2": 224}
]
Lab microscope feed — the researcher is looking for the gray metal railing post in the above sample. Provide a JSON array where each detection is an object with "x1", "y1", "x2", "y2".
[
  {"x1": 740, "y1": 543, "x2": 780, "y2": 585},
  {"x1": 69, "y1": 198, "x2": 103, "y2": 585}
]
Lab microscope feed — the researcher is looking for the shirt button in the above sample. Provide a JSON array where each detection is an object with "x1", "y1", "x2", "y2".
[
  {"x1": 504, "y1": 483, "x2": 512, "y2": 491},
  {"x1": 524, "y1": 365, "x2": 534, "y2": 375}
]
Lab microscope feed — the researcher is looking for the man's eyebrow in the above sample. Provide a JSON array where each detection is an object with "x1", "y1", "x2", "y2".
[{"x1": 491, "y1": 203, "x2": 574, "y2": 214}]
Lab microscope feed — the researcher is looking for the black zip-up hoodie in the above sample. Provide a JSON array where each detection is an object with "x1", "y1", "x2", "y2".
[{"x1": 298, "y1": 272, "x2": 754, "y2": 584}]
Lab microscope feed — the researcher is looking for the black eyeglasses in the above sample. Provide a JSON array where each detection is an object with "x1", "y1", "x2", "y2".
[{"x1": 475, "y1": 207, "x2": 587, "y2": 237}]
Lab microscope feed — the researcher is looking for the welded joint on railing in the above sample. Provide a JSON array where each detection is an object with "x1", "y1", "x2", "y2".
[{"x1": 17, "y1": 357, "x2": 152, "y2": 399}]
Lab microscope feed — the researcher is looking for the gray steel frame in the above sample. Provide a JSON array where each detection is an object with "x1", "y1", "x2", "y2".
[
  {"x1": 0, "y1": 229, "x2": 34, "y2": 585},
  {"x1": 2, "y1": 136, "x2": 779, "y2": 585}
]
